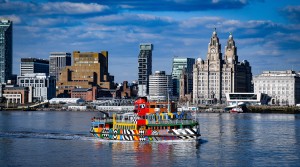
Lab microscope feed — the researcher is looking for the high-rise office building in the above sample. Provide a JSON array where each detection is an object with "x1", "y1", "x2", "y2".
[
  {"x1": 193, "y1": 29, "x2": 252, "y2": 104},
  {"x1": 0, "y1": 19, "x2": 12, "y2": 83},
  {"x1": 56, "y1": 51, "x2": 114, "y2": 97},
  {"x1": 138, "y1": 43, "x2": 153, "y2": 97},
  {"x1": 149, "y1": 71, "x2": 172, "y2": 100},
  {"x1": 171, "y1": 57, "x2": 195, "y2": 98},
  {"x1": 20, "y1": 58, "x2": 49, "y2": 76},
  {"x1": 49, "y1": 52, "x2": 71, "y2": 80}
]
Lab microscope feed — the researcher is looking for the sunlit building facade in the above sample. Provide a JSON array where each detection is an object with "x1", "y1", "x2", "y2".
[
  {"x1": 253, "y1": 70, "x2": 300, "y2": 105},
  {"x1": 56, "y1": 51, "x2": 114, "y2": 97},
  {"x1": 193, "y1": 29, "x2": 252, "y2": 104},
  {"x1": 17, "y1": 73, "x2": 56, "y2": 102}
]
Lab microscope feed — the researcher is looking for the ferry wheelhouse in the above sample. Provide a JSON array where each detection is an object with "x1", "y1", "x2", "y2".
[{"x1": 90, "y1": 97, "x2": 200, "y2": 141}]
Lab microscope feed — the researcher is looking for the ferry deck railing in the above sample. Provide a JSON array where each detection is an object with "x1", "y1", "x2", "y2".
[{"x1": 92, "y1": 118, "x2": 197, "y2": 125}]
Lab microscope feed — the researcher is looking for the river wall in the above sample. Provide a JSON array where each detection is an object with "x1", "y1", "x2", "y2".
[{"x1": 247, "y1": 106, "x2": 300, "y2": 114}]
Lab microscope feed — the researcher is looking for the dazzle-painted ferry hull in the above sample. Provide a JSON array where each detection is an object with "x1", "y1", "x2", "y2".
[{"x1": 90, "y1": 127, "x2": 199, "y2": 141}]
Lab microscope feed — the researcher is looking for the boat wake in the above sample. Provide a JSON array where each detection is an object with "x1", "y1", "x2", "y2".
[{"x1": 0, "y1": 131, "x2": 95, "y2": 141}]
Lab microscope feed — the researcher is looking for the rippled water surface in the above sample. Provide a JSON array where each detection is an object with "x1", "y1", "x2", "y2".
[{"x1": 1, "y1": 111, "x2": 300, "y2": 167}]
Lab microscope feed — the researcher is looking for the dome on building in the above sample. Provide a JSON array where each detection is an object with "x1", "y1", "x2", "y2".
[
  {"x1": 213, "y1": 28, "x2": 217, "y2": 36},
  {"x1": 229, "y1": 32, "x2": 233, "y2": 39}
]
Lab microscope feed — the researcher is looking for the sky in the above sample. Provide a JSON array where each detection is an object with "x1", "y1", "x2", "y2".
[{"x1": 1, "y1": 0, "x2": 300, "y2": 83}]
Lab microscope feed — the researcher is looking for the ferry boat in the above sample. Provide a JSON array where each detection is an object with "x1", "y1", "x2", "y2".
[{"x1": 90, "y1": 97, "x2": 200, "y2": 141}]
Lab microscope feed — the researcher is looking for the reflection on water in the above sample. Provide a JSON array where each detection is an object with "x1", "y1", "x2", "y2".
[{"x1": 0, "y1": 111, "x2": 300, "y2": 166}]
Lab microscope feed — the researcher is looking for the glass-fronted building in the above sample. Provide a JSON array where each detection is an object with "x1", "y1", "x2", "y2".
[
  {"x1": 0, "y1": 19, "x2": 12, "y2": 83},
  {"x1": 171, "y1": 57, "x2": 195, "y2": 97}
]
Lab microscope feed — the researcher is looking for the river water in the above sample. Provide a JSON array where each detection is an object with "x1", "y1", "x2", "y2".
[{"x1": 0, "y1": 111, "x2": 300, "y2": 167}]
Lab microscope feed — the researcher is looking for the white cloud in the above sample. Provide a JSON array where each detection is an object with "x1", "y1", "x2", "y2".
[
  {"x1": 42, "y1": 2, "x2": 109, "y2": 14},
  {"x1": 0, "y1": 14, "x2": 21, "y2": 24},
  {"x1": 180, "y1": 16, "x2": 223, "y2": 28},
  {"x1": 0, "y1": 1, "x2": 109, "y2": 15}
]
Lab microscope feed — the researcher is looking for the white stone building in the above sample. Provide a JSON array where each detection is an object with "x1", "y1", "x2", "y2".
[
  {"x1": 193, "y1": 29, "x2": 252, "y2": 104},
  {"x1": 17, "y1": 73, "x2": 56, "y2": 102},
  {"x1": 253, "y1": 70, "x2": 300, "y2": 106}
]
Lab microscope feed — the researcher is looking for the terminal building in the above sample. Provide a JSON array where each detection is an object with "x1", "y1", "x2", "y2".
[{"x1": 225, "y1": 93, "x2": 270, "y2": 107}]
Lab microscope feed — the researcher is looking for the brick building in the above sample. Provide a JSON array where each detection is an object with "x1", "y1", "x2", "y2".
[{"x1": 56, "y1": 51, "x2": 114, "y2": 97}]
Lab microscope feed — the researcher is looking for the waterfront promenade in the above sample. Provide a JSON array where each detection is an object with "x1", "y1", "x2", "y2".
[{"x1": 2, "y1": 101, "x2": 300, "y2": 114}]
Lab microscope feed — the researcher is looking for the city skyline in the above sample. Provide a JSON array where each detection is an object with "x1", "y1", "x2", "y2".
[{"x1": 0, "y1": 0, "x2": 299, "y2": 83}]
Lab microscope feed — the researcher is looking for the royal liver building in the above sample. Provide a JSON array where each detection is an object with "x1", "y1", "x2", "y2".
[{"x1": 193, "y1": 29, "x2": 252, "y2": 104}]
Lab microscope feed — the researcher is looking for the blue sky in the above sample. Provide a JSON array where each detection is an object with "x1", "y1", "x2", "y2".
[{"x1": 1, "y1": 0, "x2": 300, "y2": 83}]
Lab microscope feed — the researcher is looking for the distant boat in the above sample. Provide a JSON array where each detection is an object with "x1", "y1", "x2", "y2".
[{"x1": 230, "y1": 107, "x2": 243, "y2": 113}]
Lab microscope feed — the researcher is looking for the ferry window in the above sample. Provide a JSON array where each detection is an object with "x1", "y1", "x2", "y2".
[
  {"x1": 150, "y1": 105, "x2": 155, "y2": 108},
  {"x1": 140, "y1": 104, "x2": 145, "y2": 108}
]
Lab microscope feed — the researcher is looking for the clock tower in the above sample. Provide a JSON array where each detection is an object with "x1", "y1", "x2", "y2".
[
  {"x1": 207, "y1": 28, "x2": 222, "y2": 61},
  {"x1": 224, "y1": 33, "x2": 238, "y2": 65},
  {"x1": 193, "y1": 29, "x2": 253, "y2": 105}
]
